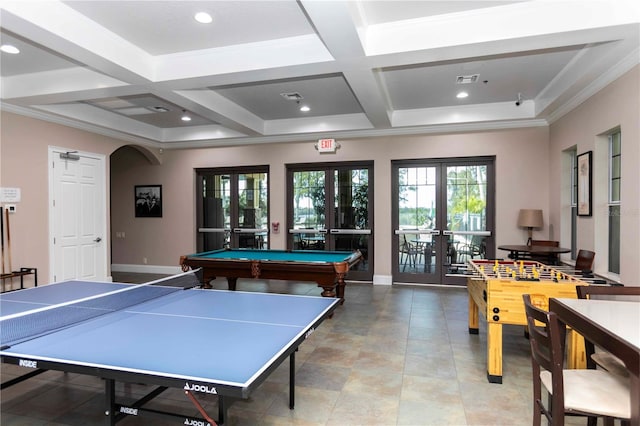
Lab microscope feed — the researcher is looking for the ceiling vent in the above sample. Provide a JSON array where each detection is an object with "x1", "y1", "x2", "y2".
[
  {"x1": 280, "y1": 92, "x2": 304, "y2": 101},
  {"x1": 456, "y1": 74, "x2": 480, "y2": 84}
]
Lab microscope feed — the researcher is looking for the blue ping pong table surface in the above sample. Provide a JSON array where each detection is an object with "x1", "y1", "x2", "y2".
[{"x1": 1, "y1": 279, "x2": 338, "y2": 402}]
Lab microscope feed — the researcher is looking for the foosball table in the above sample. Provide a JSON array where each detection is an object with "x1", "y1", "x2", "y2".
[{"x1": 466, "y1": 259, "x2": 591, "y2": 383}]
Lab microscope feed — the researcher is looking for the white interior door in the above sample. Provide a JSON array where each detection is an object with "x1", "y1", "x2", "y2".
[{"x1": 49, "y1": 148, "x2": 107, "y2": 282}]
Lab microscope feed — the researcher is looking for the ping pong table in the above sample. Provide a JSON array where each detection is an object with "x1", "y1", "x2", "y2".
[{"x1": 0, "y1": 271, "x2": 339, "y2": 425}]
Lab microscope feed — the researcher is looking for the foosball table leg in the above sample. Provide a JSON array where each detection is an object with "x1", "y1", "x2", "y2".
[
  {"x1": 567, "y1": 329, "x2": 587, "y2": 369},
  {"x1": 468, "y1": 293, "x2": 479, "y2": 334},
  {"x1": 487, "y1": 322, "x2": 503, "y2": 384}
]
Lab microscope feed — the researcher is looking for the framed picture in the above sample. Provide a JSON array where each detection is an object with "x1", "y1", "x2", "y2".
[
  {"x1": 135, "y1": 185, "x2": 162, "y2": 218},
  {"x1": 577, "y1": 151, "x2": 592, "y2": 217}
]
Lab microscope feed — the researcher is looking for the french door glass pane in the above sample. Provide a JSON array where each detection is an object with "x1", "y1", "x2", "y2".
[
  {"x1": 334, "y1": 169, "x2": 369, "y2": 229},
  {"x1": 334, "y1": 168, "x2": 369, "y2": 270},
  {"x1": 447, "y1": 165, "x2": 487, "y2": 259},
  {"x1": 398, "y1": 167, "x2": 436, "y2": 229},
  {"x1": 238, "y1": 172, "x2": 268, "y2": 248},
  {"x1": 292, "y1": 171, "x2": 325, "y2": 249},
  {"x1": 398, "y1": 166, "x2": 436, "y2": 274},
  {"x1": 201, "y1": 174, "x2": 231, "y2": 250}
]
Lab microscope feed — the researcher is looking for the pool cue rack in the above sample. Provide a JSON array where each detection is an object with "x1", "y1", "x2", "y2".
[{"x1": 0, "y1": 206, "x2": 38, "y2": 293}]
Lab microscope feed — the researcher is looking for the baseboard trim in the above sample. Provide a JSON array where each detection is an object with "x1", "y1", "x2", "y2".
[
  {"x1": 373, "y1": 275, "x2": 393, "y2": 285},
  {"x1": 111, "y1": 264, "x2": 183, "y2": 275}
]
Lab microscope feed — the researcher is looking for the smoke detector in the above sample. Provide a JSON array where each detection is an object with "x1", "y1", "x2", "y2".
[{"x1": 456, "y1": 74, "x2": 480, "y2": 84}]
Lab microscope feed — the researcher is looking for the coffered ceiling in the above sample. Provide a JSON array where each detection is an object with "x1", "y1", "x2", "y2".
[{"x1": 1, "y1": 1, "x2": 638, "y2": 148}]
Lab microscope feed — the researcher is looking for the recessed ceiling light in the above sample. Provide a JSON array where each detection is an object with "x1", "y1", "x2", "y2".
[
  {"x1": 1, "y1": 44, "x2": 20, "y2": 54},
  {"x1": 181, "y1": 110, "x2": 192, "y2": 121},
  {"x1": 456, "y1": 91, "x2": 469, "y2": 99},
  {"x1": 299, "y1": 105, "x2": 310, "y2": 112},
  {"x1": 194, "y1": 12, "x2": 212, "y2": 24}
]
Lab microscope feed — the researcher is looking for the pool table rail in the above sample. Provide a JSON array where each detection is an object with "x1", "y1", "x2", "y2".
[{"x1": 180, "y1": 249, "x2": 362, "y2": 303}]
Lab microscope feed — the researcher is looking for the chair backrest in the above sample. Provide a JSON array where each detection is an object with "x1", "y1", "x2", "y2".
[
  {"x1": 401, "y1": 234, "x2": 416, "y2": 252},
  {"x1": 523, "y1": 294, "x2": 568, "y2": 425},
  {"x1": 472, "y1": 235, "x2": 487, "y2": 257},
  {"x1": 575, "y1": 249, "x2": 595, "y2": 272},
  {"x1": 576, "y1": 284, "x2": 640, "y2": 300},
  {"x1": 531, "y1": 240, "x2": 559, "y2": 247}
]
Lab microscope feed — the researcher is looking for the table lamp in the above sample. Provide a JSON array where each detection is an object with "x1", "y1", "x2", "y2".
[{"x1": 517, "y1": 209, "x2": 543, "y2": 246}]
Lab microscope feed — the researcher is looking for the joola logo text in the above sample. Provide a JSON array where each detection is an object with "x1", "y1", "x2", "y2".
[
  {"x1": 305, "y1": 327, "x2": 315, "y2": 339},
  {"x1": 119, "y1": 406, "x2": 138, "y2": 416},
  {"x1": 183, "y1": 419, "x2": 211, "y2": 426},
  {"x1": 184, "y1": 382, "x2": 217, "y2": 394},
  {"x1": 19, "y1": 359, "x2": 37, "y2": 368}
]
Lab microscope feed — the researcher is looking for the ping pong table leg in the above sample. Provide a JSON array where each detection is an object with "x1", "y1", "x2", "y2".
[
  {"x1": 227, "y1": 277, "x2": 238, "y2": 291},
  {"x1": 218, "y1": 396, "x2": 227, "y2": 424},
  {"x1": 104, "y1": 378, "x2": 116, "y2": 425},
  {"x1": 290, "y1": 351, "x2": 295, "y2": 409}
]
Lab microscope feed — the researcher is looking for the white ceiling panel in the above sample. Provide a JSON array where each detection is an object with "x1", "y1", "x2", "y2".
[{"x1": 0, "y1": 0, "x2": 637, "y2": 147}]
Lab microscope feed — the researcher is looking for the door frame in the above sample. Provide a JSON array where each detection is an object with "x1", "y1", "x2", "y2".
[
  {"x1": 195, "y1": 165, "x2": 270, "y2": 251},
  {"x1": 392, "y1": 156, "x2": 495, "y2": 285},
  {"x1": 48, "y1": 146, "x2": 108, "y2": 282},
  {"x1": 286, "y1": 161, "x2": 374, "y2": 282}
]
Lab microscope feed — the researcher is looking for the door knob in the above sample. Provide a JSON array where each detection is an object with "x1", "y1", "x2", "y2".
[{"x1": 94, "y1": 237, "x2": 102, "y2": 243}]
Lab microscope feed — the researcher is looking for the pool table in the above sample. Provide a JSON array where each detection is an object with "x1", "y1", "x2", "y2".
[{"x1": 180, "y1": 248, "x2": 362, "y2": 303}]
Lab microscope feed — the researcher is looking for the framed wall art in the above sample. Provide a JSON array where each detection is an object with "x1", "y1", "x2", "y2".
[
  {"x1": 577, "y1": 151, "x2": 592, "y2": 217},
  {"x1": 135, "y1": 185, "x2": 162, "y2": 218}
]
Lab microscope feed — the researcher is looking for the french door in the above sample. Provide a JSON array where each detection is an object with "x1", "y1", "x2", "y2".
[
  {"x1": 286, "y1": 162, "x2": 373, "y2": 281},
  {"x1": 196, "y1": 166, "x2": 269, "y2": 251},
  {"x1": 392, "y1": 157, "x2": 494, "y2": 285}
]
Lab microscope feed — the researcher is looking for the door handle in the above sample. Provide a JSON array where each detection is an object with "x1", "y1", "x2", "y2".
[{"x1": 94, "y1": 237, "x2": 102, "y2": 243}]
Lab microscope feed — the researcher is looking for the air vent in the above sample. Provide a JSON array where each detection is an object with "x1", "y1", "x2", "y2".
[
  {"x1": 280, "y1": 92, "x2": 303, "y2": 101},
  {"x1": 456, "y1": 74, "x2": 480, "y2": 84}
]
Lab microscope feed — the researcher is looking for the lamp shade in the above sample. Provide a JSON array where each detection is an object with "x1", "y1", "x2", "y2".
[{"x1": 517, "y1": 209, "x2": 543, "y2": 228}]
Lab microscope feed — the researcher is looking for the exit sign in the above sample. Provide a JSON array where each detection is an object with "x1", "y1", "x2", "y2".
[{"x1": 317, "y1": 138, "x2": 337, "y2": 153}]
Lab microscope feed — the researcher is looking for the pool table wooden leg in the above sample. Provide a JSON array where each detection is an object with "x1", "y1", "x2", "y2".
[
  {"x1": 335, "y1": 270, "x2": 347, "y2": 304},
  {"x1": 202, "y1": 271, "x2": 216, "y2": 289},
  {"x1": 320, "y1": 285, "x2": 337, "y2": 299},
  {"x1": 337, "y1": 280, "x2": 346, "y2": 304}
]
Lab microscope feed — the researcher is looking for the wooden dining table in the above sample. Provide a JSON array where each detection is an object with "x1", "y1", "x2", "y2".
[
  {"x1": 497, "y1": 244, "x2": 570, "y2": 265},
  {"x1": 550, "y1": 298, "x2": 640, "y2": 425}
]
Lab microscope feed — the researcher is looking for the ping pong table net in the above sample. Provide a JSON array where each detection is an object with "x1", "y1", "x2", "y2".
[{"x1": 0, "y1": 270, "x2": 201, "y2": 349}]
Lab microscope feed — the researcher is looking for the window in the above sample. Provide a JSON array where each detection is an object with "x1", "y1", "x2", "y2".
[
  {"x1": 608, "y1": 130, "x2": 621, "y2": 274},
  {"x1": 569, "y1": 148, "x2": 578, "y2": 258}
]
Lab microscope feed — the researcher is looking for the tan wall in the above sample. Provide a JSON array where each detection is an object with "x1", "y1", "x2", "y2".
[
  {"x1": 549, "y1": 65, "x2": 640, "y2": 283},
  {"x1": 110, "y1": 126, "x2": 551, "y2": 280},
  {"x1": 2, "y1": 66, "x2": 637, "y2": 285},
  {"x1": 0, "y1": 112, "x2": 128, "y2": 282}
]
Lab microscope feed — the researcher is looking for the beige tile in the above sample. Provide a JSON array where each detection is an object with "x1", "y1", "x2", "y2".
[
  {"x1": 2, "y1": 274, "x2": 555, "y2": 426},
  {"x1": 342, "y1": 367, "x2": 404, "y2": 395},
  {"x1": 265, "y1": 386, "x2": 340, "y2": 424},
  {"x1": 326, "y1": 390, "x2": 399, "y2": 426}
]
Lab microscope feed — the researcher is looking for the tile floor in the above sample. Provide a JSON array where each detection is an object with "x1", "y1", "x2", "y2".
[{"x1": 1, "y1": 275, "x2": 587, "y2": 425}]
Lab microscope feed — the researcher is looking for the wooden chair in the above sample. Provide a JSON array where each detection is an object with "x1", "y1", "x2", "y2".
[
  {"x1": 530, "y1": 240, "x2": 559, "y2": 247},
  {"x1": 529, "y1": 240, "x2": 560, "y2": 264},
  {"x1": 575, "y1": 249, "x2": 596, "y2": 272},
  {"x1": 522, "y1": 294, "x2": 631, "y2": 426},
  {"x1": 576, "y1": 285, "x2": 640, "y2": 376}
]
